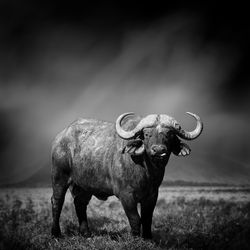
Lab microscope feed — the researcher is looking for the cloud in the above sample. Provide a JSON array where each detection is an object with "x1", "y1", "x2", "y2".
[{"x1": 0, "y1": 13, "x2": 249, "y2": 184}]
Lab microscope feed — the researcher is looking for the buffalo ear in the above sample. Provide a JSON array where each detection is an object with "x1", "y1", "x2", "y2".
[
  {"x1": 172, "y1": 136, "x2": 191, "y2": 157},
  {"x1": 174, "y1": 142, "x2": 191, "y2": 157},
  {"x1": 122, "y1": 139, "x2": 145, "y2": 156}
]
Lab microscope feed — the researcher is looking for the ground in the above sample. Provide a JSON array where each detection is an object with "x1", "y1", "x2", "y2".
[{"x1": 0, "y1": 186, "x2": 250, "y2": 250}]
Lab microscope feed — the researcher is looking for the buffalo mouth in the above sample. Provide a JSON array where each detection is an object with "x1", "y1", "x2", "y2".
[
  {"x1": 150, "y1": 145, "x2": 168, "y2": 160},
  {"x1": 151, "y1": 152, "x2": 168, "y2": 161}
]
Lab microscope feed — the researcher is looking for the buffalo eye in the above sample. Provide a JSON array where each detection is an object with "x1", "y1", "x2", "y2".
[
  {"x1": 167, "y1": 131, "x2": 175, "y2": 138},
  {"x1": 164, "y1": 131, "x2": 176, "y2": 145}
]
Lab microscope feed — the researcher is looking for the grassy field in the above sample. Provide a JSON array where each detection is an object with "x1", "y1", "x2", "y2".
[{"x1": 0, "y1": 186, "x2": 250, "y2": 250}]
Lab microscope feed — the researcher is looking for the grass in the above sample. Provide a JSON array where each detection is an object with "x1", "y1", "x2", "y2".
[{"x1": 0, "y1": 188, "x2": 250, "y2": 249}]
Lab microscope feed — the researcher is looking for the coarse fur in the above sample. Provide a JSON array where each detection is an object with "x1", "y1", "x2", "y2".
[{"x1": 51, "y1": 115, "x2": 191, "y2": 239}]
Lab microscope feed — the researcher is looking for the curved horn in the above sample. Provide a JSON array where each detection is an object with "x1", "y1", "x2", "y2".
[
  {"x1": 116, "y1": 112, "x2": 137, "y2": 140},
  {"x1": 115, "y1": 112, "x2": 157, "y2": 140},
  {"x1": 175, "y1": 112, "x2": 203, "y2": 140}
]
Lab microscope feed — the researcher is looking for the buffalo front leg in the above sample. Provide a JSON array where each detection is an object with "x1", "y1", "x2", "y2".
[
  {"x1": 140, "y1": 191, "x2": 158, "y2": 239},
  {"x1": 51, "y1": 172, "x2": 70, "y2": 237},
  {"x1": 120, "y1": 194, "x2": 141, "y2": 237},
  {"x1": 70, "y1": 185, "x2": 92, "y2": 236}
]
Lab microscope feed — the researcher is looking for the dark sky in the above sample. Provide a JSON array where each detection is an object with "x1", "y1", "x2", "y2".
[{"x1": 0, "y1": 1, "x2": 250, "y2": 184}]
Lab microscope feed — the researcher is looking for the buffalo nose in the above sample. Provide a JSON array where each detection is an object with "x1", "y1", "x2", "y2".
[{"x1": 150, "y1": 145, "x2": 167, "y2": 155}]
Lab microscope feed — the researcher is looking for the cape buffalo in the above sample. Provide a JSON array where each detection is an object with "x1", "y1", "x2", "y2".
[{"x1": 51, "y1": 112, "x2": 203, "y2": 239}]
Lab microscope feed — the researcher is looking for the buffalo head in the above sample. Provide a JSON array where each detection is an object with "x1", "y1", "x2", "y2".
[{"x1": 116, "y1": 112, "x2": 203, "y2": 163}]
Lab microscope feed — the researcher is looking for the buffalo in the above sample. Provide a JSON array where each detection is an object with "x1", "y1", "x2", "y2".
[{"x1": 51, "y1": 112, "x2": 203, "y2": 239}]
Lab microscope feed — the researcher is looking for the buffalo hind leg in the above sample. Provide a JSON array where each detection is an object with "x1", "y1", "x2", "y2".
[
  {"x1": 120, "y1": 195, "x2": 141, "y2": 237},
  {"x1": 70, "y1": 184, "x2": 92, "y2": 236},
  {"x1": 140, "y1": 191, "x2": 158, "y2": 239},
  {"x1": 51, "y1": 171, "x2": 70, "y2": 237}
]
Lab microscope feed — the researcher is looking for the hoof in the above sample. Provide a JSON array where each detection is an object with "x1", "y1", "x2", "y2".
[
  {"x1": 142, "y1": 233, "x2": 152, "y2": 240},
  {"x1": 131, "y1": 231, "x2": 141, "y2": 238},
  {"x1": 51, "y1": 227, "x2": 62, "y2": 238},
  {"x1": 79, "y1": 222, "x2": 91, "y2": 237},
  {"x1": 80, "y1": 230, "x2": 91, "y2": 238}
]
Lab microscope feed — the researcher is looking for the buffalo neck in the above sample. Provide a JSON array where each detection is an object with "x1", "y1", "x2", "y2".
[{"x1": 142, "y1": 153, "x2": 169, "y2": 188}]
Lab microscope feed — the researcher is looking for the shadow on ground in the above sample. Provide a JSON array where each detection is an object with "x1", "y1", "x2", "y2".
[{"x1": 64, "y1": 216, "x2": 127, "y2": 240}]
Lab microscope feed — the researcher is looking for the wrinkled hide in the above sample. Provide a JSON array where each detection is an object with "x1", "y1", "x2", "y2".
[{"x1": 52, "y1": 118, "x2": 158, "y2": 200}]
